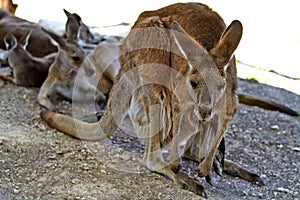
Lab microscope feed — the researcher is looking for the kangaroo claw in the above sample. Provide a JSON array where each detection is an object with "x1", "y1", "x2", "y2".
[
  {"x1": 205, "y1": 174, "x2": 213, "y2": 186},
  {"x1": 213, "y1": 157, "x2": 223, "y2": 176}
]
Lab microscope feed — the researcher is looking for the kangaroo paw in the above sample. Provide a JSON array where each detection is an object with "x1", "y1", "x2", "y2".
[{"x1": 205, "y1": 173, "x2": 213, "y2": 186}]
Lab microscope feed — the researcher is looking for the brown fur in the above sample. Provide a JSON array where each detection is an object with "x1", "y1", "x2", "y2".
[
  {"x1": 0, "y1": 9, "x2": 57, "y2": 57},
  {"x1": 40, "y1": 3, "x2": 263, "y2": 196},
  {"x1": 0, "y1": 31, "x2": 55, "y2": 87}
]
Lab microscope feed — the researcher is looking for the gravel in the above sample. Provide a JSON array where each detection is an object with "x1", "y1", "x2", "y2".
[{"x1": 0, "y1": 78, "x2": 299, "y2": 199}]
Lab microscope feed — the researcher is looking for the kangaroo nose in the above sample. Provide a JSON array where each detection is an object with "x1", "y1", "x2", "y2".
[{"x1": 199, "y1": 105, "x2": 213, "y2": 120}]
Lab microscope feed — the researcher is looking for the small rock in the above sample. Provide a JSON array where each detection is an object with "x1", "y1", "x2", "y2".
[
  {"x1": 291, "y1": 147, "x2": 300, "y2": 152},
  {"x1": 71, "y1": 179, "x2": 77, "y2": 184},
  {"x1": 82, "y1": 163, "x2": 89, "y2": 170},
  {"x1": 262, "y1": 140, "x2": 270, "y2": 145},
  {"x1": 48, "y1": 154, "x2": 57, "y2": 160},
  {"x1": 277, "y1": 144, "x2": 283, "y2": 149},
  {"x1": 100, "y1": 169, "x2": 107, "y2": 174},
  {"x1": 38, "y1": 124, "x2": 46, "y2": 131},
  {"x1": 55, "y1": 150, "x2": 64, "y2": 155},
  {"x1": 120, "y1": 153, "x2": 130, "y2": 161},
  {"x1": 276, "y1": 187, "x2": 293, "y2": 194},
  {"x1": 13, "y1": 188, "x2": 20, "y2": 194},
  {"x1": 271, "y1": 125, "x2": 280, "y2": 131},
  {"x1": 242, "y1": 191, "x2": 248, "y2": 196},
  {"x1": 158, "y1": 192, "x2": 162, "y2": 197},
  {"x1": 233, "y1": 128, "x2": 239, "y2": 133}
]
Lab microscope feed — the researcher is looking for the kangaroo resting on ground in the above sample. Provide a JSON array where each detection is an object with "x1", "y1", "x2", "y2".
[
  {"x1": 38, "y1": 12, "x2": 106, "y2": 111},
  {"x1": 40, "y1": 3, "x2": 265, "y2": 196},
  {"x1": 0, "y1": 31, "x2": 55, "y2": 87}
]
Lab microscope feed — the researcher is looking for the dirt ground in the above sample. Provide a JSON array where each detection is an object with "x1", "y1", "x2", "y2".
[{"x1": 0, "y1": 77, "x2": 299, "y2": 200}]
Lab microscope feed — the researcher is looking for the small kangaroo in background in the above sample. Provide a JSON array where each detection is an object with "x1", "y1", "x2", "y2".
[
  {"x1": 62, "y1": 9, "x2": 103, "y2": 46},
  {"x1": 38, "y1": 12, "x2": 106, "y2": 111},
  {"x1": 0, "y1": 31, "x2": 55, "y2": 87}
]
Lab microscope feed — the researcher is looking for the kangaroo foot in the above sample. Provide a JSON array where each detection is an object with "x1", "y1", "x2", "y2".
[
  {"x1": 176, "y1": 171, "x2": 207, "y2": 198},
  {"x1": 148, "y1": 163, "x2": 206, "y2": 197}
]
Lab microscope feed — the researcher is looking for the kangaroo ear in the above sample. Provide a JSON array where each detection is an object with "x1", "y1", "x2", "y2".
[
  {"x1": 171, "y1": 21, "x2": 217, "y2": 76},
  {"x1": 171, "y1": 21, "x2": 204, "y2": 63},
  {"x1": 19, "y1": 30, "x2": 31, "y2": 49},
  {"x1": 63, "y1": 9, "x2": 82, "y2": 25},
  {"x1": 210, "y1": 20, "x2": 243, "y2": 68},
  {"x1": 172, "y1": 21, "x2": 186, "y2": 35},
  {"x1": 171, "y1": 21, "x2": 195, "y2": 76},
  {"x1": 171, "y1": 21, "x2": 195, "y2": 58},
  {"x1": 63, "y1": 9, "x2": 71, "y2": 18},
  {"x1": 4, "y1": 33, "x2": 17, "y2": 50},
  {"x1": 65, "y1": 14, "x2": 80, "y2": 43},
  {"x1": 42, "y1": 27, "x2": 66, "y2": 47}
]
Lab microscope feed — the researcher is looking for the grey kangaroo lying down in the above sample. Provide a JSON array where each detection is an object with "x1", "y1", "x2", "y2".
[
  {"x1": 37, "y1": 9, "x2": 123, "y2": 112},
  {"x1": 40, "y1": 3, "x2": 267, "y2": 197},
  {"x1": 37, "y1": 11, "x2": 109, "y2": 111}
]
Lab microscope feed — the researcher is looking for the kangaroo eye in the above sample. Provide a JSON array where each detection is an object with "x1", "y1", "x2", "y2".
[{"x1": 190, "y1": 80, "x2": 198, "y2": 88}]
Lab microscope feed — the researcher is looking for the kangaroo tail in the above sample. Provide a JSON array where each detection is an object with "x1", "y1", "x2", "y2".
[
  {"x1": 40, "y1": 109, "x2": 117, "y2": 141},
  {"x1": 224, "y1": 159, "x2": 265, "y2": 186},
  {"x1": 237, "y1": 93, "x2": 299, "y2": 117}
]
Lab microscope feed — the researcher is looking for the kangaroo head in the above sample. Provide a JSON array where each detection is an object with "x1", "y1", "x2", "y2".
[
  {"x1": 4, "y1": 30, "x2": 30, "y2": 51},
  {"x1": 172, "y1": 21, "x2": 242, "y2": 122},
  {"x1": 63, "y1": 9, "x2": 98, "y2": 44},
  {"x1": 4, "y1": 31, "x2": 31, "y2": 65},
  {"x1": 42, "y1": 14, "x2": 86, "y2": 69}
]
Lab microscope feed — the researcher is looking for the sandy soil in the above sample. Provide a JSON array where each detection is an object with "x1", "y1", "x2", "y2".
[{"x1": 0, "y1": 78, "x2": 299, "y2": 200}]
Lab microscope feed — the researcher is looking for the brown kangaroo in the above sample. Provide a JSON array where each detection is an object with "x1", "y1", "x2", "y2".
[
  {"x1": 0, "y1": 31, "x2": 55, "y2": 87},
  {"x1": 40, "y1": 3, "x2": 264, "y2": 196}
]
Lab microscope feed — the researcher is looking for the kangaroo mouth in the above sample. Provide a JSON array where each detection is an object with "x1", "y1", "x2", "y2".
[
  {"x1": 198, "y1": 114, "x2": 214, "y2": 123},
  {"x1": 200, "y1": 118, "x2": 211, "y2": 124}
]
